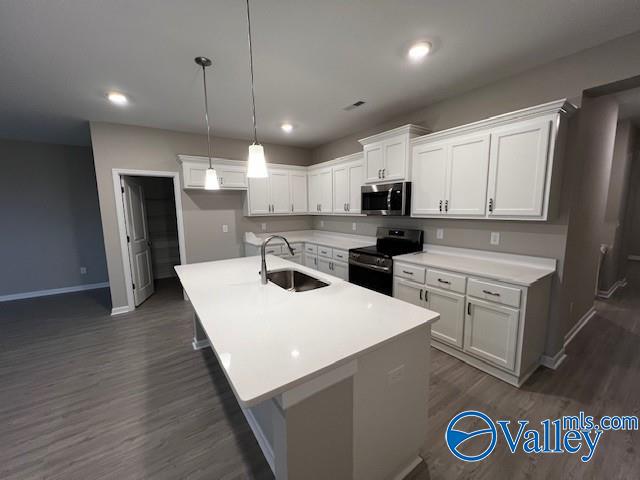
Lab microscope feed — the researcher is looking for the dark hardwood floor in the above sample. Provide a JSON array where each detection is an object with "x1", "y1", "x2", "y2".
[{"x1": 1, "y1": 267, "x2": 639, "y2": 480}]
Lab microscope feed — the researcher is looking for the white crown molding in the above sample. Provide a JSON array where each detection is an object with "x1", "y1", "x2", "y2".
[
  {"x1": 358, "y1": 124, "x2": 430, "y2": 145},
  {"x1": 176, "y1": 154, "x2": 308, "y2": 171}
]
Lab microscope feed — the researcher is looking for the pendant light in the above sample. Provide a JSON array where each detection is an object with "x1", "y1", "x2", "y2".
[
  {"x1": 245, "y1": 0, "x2": 268, "y2": 178},
  {"x1": 195, "y1": 56, "x2": 220, "y2": 190}
]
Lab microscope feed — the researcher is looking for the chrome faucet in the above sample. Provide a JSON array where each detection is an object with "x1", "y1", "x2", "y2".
[{"x1": 260, "y1": 235, "x2": 295, "y2": 285}]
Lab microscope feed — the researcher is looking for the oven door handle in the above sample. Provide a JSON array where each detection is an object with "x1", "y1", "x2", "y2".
[{"x1": 348, "y1": 259, "x2": 391, "y2": 273}]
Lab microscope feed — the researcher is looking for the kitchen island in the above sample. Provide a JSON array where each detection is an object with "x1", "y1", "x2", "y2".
[{"x1": 175, "y1": 254, "x2": 439, "y2": 480}]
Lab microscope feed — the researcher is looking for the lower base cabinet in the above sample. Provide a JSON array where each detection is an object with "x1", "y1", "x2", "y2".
[
  {"x1": 426, "y1": 287, "x2": 465, "y2": 349},
  {"x1": 318, "y1": 256, "x2": 348, "y2": 280}
]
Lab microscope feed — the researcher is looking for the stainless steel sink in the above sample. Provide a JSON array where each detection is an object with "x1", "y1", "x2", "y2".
[{"x1": 266, "y1": 269, "x2": 329, "y2": 292}]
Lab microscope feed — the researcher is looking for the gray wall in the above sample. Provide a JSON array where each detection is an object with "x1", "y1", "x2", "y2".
[
  {"x1": 621, "y1": 136, "x2": 640, "y2": 259},
  {"x1": 0, "y1": 138, "x2": 108, "y2": 296},
  {"x1": 89, "y1": 122, "x2": 314, "y2": 311}
]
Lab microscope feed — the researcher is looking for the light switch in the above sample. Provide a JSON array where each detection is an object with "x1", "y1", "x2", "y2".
[
  {"x1": 80, "y1": 267, "x2": 87, "y2": 275},
  {"x1": 320, "y1": 220, "x2": 324, "y2": 227},
  {"x1": 222, "y1": 224, "x2": 229, "y2": 233},
  {"x1": 261, "y1": 223, "x2": 267, "y2": 231},
  {"x1": 352, "y1": 222, "x2": 357, "y2": 231},
  {"x1": 436, "y1": 228, "x2": 444, "y2": 240},
  {"x1": 490, "y1": 232, "x2": 500, "y2": 245}
]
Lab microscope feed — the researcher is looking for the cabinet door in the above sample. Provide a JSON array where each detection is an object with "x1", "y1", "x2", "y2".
[
  {"x1": 446, "y1": 134, "x2": 490, "y2": 216},
  {"x1": 269, "y1": 170, "x2": 291, "y2": 214},
  {"x1": 383, "y1": 135, "x2": 408, "y2": 181},
  {"x1": 308, "y1": 171, "x2": 320, "y2": 213},
  {"x1": 183, "y1": 163, "x2": 208, "y2": 189},
  {"x1": 318, "y1": 168, "x2": 333, "y2": 213},
  {"x1": 303, "y1": 252, "x2": 318, "y2": 269},
  {"x1": 216, "y1": 165, "x2": 247, "y2": 189},
  {"x1": 248, "y1": 176, "x2": 271, "y2": 215},
  {"x1": 347, "y1": 160, "x2": 364, "y2": 214},
  {"x1": 290, "y1": 172, "x2": 308, "y2": 213},
  {"x1": 317, "y1": 257, "x2": 332, "y2": 275},
  {"x1": 364, "y1": 142, "x2": 384, "y2": 183},
  {"x1": 426, "y1": 288, "x2": 465, "y2": 349},
  {"x1": 487, "y1": 118, "x2": 552, "y2": 218},
  {"x1": 411, "y1": 143, "x2": 447, "y2": 216},
  {"x1": 464, "y1": 298, "x2": 519, "y2": 371},
  {"x1": 332, "y1": 261, "x2": 348, "y2": 281},
  {"x1": 393, "y1": 277, "x2": 426, "y2": 308},
  {"x1": 333, "y1": 164, "x2": 349, "y2": 213}
]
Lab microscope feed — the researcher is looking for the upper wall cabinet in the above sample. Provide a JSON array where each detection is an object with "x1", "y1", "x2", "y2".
[
  {"x1": 308, "y1": 166, "x2": 333, "y2": 214},
  {"x1": 359, "y1": 125, "x2": 430, "y2": 183},
  {"x1": 177, "y1": 156, "x2": 248, "y2": 190},
  {"x1": 332, "y1": 153, "x2": 364, "y2": 214},
  {"x1": 247, "y1": 167, "x2": 308, "y2": 216},
  {"x1": 411, "y1": 99, "x2": 576, "y2": 221}
]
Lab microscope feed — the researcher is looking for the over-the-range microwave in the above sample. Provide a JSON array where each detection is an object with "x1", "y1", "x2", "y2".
[{"x1": 361, "y1": 182, "x2": 411, "y2": 216}]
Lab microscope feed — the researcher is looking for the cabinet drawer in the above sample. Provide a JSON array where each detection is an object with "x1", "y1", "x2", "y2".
[
  {"x1": 263, "y1": 245, "x2": 282, "y2": 255},
  {"x1": 395, "y1": 263, "x2": 426, "y2": 283},
  {"x1": 304, "y1": 244, "x2": 318, "y2": 254},
  {"x1": 318, "y1": 246, "x2": 333, "y2": 258},
  {"x1": 426, "y1": 269, "x2": 466, "y2": 294},
  {"x1": 467, "y1": 278, "x2": 521, "y2": 308},
  {"x1": 332, "y1": 249, "x2": 348, "y2": 262}
]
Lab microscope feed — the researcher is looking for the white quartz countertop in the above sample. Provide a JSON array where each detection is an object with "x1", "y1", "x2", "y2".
[
  {"x1": 175, "y1": 255, "x2": 438, "y2": 407},
  {"x1": 393, "y1": 246, "x2": 556, "y2": 286},
  {"x1": 244, "y1": 230, "x2": 375, "y2": 251}
]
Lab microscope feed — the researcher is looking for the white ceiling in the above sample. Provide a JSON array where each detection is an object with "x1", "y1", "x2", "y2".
[{"x1": 2, "y1": 0, "x2": 640, "y2": 147}]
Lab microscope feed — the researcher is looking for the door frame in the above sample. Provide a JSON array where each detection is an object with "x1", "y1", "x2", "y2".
[{"x1": 112, "y1": 169, "x2": 187, "y2": 314}]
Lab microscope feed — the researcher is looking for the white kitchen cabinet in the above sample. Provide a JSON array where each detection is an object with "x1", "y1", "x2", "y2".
[
  {"x1": 426, "y1": 287, "x2": 465, "y2": 349},
  {"x1": 412, "y1": 143, "x2": 448, "y2": 216},
  {"x1": 309, "y1": 167, "x2": 333, "y2": 213},
  {"x1": 269, "y1": 169, "x2": 291, "y2": 214},
  {"x1": 332, "y1": 154, "x2": 364, "y2": 214},
  {"x1": 177, "y1": 156, "x2": 248, "y2": 191},
  {"x1": 331, "y1": 260, "x2": 348, "y2": 280},
  {"x1": 216, "y1": 164, "x2": 248, "y2": 189},
  {"x1": 393, "y1": 277, "x2": 426, "y2": 308},
  {"x1": 247, "y1": 176, "x2": 271, "y2": 215},
  {"x1": 303, "y1": 251, "x2": 318, "y2": 269},
  {"x1": 317, "y1": 257, "x2": 332, "y2": 275},
  {"x1": 464, "y1": 297, "x2": 519, "y2": 371},
  {"x1": 487, "y1": 117, "x2": 552, "y2": 218},
  {"x1": 446, "y1": 134, "x2": 490, "y2": 216},
  {"x1": 360, "y1": 125, "x2": 430, "y2": 183},
  {"x1": 289, "y1": 172, "x2": 308, "y2": 213}
]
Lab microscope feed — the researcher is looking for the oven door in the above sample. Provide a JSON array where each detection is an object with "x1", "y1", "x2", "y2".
[
  {"x1": 361, "y1": 182, "x2": 409, "y2": 215},
  {"x1": 348, "y1": 256, "x2": 393, "y2": 296}
]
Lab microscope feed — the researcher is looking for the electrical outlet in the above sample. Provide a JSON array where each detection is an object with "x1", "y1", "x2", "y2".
[
  {"x1": 261, "y1": 223, "x2": 267, "y2": 231},
  {"x1": 490, "y1": 232, "x2": 500, "y2": 245},
  {"x1": 80, "y1": 267, "x2": 87, "y2": 275},
  {"x1": 436, "y1": 228, "x2": 444, "y2": 240},
  {"x1": 388, "y1": 365, "x2": 405, "y2": 385},
  {"x1": 352, "y1": 222, "x2": 357, "y2": 231},
  {"x1": 222, "y1": 224, "x2": 229, "y2": 233},
  {"x1": 320, "y1": 220, "x2": 324, "y2": 227}
]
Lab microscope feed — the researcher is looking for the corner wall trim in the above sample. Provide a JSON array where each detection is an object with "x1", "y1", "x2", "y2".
[
  {"x1": 540, "y1": 348, "x2": 567, "y2": 370},
  {"x1": 111, "y1": 305, "x2": 133, "y2": 316},
  {"x1": 564, "y1": 306, "x2": 597, "y2": 347},
  {"x1": 597, "y1": 278, "x2": 627, "y2": 299},
  {"x1": 0, "y1": 282, "x2": 109, "y2": 303}
]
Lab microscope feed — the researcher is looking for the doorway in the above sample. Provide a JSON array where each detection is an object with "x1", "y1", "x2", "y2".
[{"x1": 112, "y1": 169, "x2": 186, "y2": 311}]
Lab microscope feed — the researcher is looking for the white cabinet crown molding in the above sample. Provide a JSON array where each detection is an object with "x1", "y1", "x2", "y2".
[
  {"x1": 176, "y1": 154, "x2": 308, "y2": 172},
  {"x1": 411, "y1": 99, "x2": 576, "y2": 147},
  {"x1": 358, "y1": 124, "x2": 431, "y2": 146}
]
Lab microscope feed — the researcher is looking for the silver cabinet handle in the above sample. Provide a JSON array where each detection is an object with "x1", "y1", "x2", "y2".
[
  {"x1": 291, "y1": 204, "x2": 294, "y2": 212},
  {"x1": 382, "y1": 168, "x2": 386, "y2": 178},
  {"x1": 437, "y1": 278, "x2": 451, "y2": 285},
  {"x1": 220, "y1": 177, "x2": 223, "y2": 185},
  {"x1": 419, "y1": 289, "x2": 423, "y2": 300},
  {"x1": 489, "y1": 198, "x2": 494, "y2": 213},
  {"x1": 439, "y1": 200, "x2": 443, "y2": 212},
  {"x1": 445, "y1": 200, "x2": 448, "y2": 212},
  {"x1": 402, "y1": 270, "x2": 414, "y2": 275},
  {"x1": 482, "y1": 289, "x2": 501, "y2": 297},
  {"x1": 378, "y1": 169, "x2": 381, "y2": 179},
  {"x1": 347, "y1": 203, "x2": 350, "y2": 211}
]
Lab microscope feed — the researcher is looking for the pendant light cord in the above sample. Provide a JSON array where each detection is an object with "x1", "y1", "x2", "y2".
[
  {"x1": 246, "y1": 0, "x2": 259, "y2": 145},
  {"x1": 200, "y1": 63, "x2": 213, "y2": 169}
]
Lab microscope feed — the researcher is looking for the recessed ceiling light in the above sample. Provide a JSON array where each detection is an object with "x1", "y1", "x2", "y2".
[
  {"x1": 408, "y1": 41, "x2": 432, "y2": 62},
  {"x1": 107, "y1": 92, "x2": 128, "y2": 106},
  {"x1": 281, "y1": 122, "x2": 294, "y2": 133}
]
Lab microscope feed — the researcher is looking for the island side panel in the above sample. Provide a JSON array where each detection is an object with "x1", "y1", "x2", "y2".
[
  {"x1": 191, "y1": 313, "x2": 210, "y2": 350},
  {"x1": 353, "y1": 325, "x2": 430, "y2": 480}
]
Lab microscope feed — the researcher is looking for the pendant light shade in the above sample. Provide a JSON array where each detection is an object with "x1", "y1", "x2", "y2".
[
  {"x1": 204, "y1": 168, "x2": 220, "y2": 190},
  {"x1": 195, "y1": 56, "x2": 220, "y2": 190},
  {"x1": 247, "y1": 143, "x2": 267, "y2": 178},
  {"x1": 245, "y1": 0, "x2": 267, "y2": 178}
]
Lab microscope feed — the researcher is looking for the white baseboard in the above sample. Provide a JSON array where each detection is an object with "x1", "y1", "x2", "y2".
[
  {"x1": 393, "y1": 456, "x2": 424, "y2": 480},
  {"x1": 564, "y1": 306, "x2": 597, "y2": 347},
  {"x1": 0, "y1": 282, "x2": 109, "y2": 303},
  {"x1": 598, "y1": 278, "x2": 627, "y2": 299},
  {"x1": 540, "y1": 348, "x2": 567, "y2": 370},
  {"x1": 628, "y1": 255, "x2": 640, "y2": 261},
  {"x1": 111, "y1": 305, "x2": 133, "y2": 315}
]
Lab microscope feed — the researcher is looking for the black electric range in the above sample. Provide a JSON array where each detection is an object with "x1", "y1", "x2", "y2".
[{"x1": 349, "y1": 227, "x2": 423, "y2": 295}]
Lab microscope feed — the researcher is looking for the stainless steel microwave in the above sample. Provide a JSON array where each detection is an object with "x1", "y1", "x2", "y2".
[{"x1": 361, "y1": 182, "x2": 411, "y2": 216}]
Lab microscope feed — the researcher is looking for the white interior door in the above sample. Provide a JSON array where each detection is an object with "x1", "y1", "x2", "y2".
[
  {"x1": 122, "y1": 177, "x2": 154, "y2": 306},
  {"x1": 269, "y1": 170, "x2": 291, "y2": 214},
  {"x1": 333, "y1": 164, "x2": 349, "y2": 213},
  {"x1": 347, "y1": 160, "x2": 364, "y2": 213},
  {"x1": 487, "y1": 118, "x2": 552, "y2": 218},
  {"x1": 248, "y1": 176, "x2": 270, "y2": 214},
  {"x1": 446, "y1": 134, "x2": 491, "y2": 216},
  {"x1": 426, "y1": 288, "x2": 465, "y2": 348},
  {"x1": 411, "y1": 143, "x2": 448, "y2": 216},
  {"x1": 382, "y1": 135, "x2": 407, "y2": 181},
  {"x1": 289, "y1": 172, "x2": 308, "y2": 213}
]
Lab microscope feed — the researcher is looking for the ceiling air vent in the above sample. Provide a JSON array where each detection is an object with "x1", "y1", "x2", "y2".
[{"x1": 343, "y1": 100, "x2": 366, "y2": 111}]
